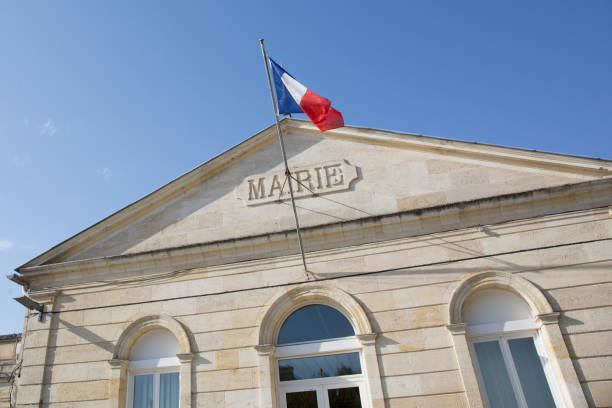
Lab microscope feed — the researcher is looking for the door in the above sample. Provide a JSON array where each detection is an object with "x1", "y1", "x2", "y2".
[{"x1": 280, "y1": 382, "x2": 365, "y2": 408}]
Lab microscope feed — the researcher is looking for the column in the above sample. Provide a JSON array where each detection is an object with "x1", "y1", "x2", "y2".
[
  {"x1": 15, "y1": 290, "x2": 57, "y2": 408},
  {"x1": 177, "y1": 353, "x2": 194, "y2": 408},
  {"x1": 446, "y1": 323, "x2": 485, "y2": 408},
  {"x1": 107, "y1": 359, "x2": 128, "y2": 408},
  {"x1": 254, "y1": 344, "x2": 276, "y2": 408},
  {"x1": 357, "y1": 333, "x2": 385, "y2": 408},
  {"x1": 536, "y1": 313, "x2": 588, "y2": 408}
]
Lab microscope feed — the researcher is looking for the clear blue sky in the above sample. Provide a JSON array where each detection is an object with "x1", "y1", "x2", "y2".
[{"x1": 1, "y1": 1, "x2": 610, "y2": 334}]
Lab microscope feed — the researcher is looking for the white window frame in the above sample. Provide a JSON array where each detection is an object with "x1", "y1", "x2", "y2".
[
  {"x1": 126, "y1": 358, "x2": 181, "y2": 408},
  {"x1": 469, "y1": 330, "x2": 564, "y2": 408},
  {"x1": 275, "y1": 336, "x2": 369, "y2": 408}
]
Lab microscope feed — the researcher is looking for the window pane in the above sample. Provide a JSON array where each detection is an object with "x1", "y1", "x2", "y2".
[
  {"x1": 279, "y1": 352, "x2": 361, "y2": 381},
  {"x1": 508, "y1": 337, "x2": 556, "y2": 408},
  {"x1": 133, "y1": 374, "x2": 153, "y2": 408},
  {"x1": 278, "y1": 305, "x2": 354, "y2": 344},
  {"x1": 285, "y1": 390, "x2": 318, "y2": 408},
  {"x1": 328, "y1": 387, "x2": 362, "y2": 408},
  {"x1": 474, "y1": 341, "x2": 519, "y2": 408},
  {"x1": 160, "y1": 372, "x2": 180, "y2": 408}
]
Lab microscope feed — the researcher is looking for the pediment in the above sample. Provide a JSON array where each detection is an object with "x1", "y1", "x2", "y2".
[{"x1": 21, "y1": 119, "x2": 611, "y2": 268}]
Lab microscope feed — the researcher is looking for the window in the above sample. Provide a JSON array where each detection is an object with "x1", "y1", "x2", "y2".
[
  {"x1": 127, "y1": 329, "x2": 180, "y2": 408},
  {"x1": 464, "y1": 289, "x2": 560, "y2": 408},
  {"x1": 276, "y1": 304, "x2": 366, "y2": 408}
]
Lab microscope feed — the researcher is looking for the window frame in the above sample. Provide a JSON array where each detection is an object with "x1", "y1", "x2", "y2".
[
  {"x1": 469, "y1": 330, "x2": 564, "y2": 408},
  {"x1": 274, "y1": 306, "x2": 370, "y2": 408},
  {"x1": 279, "y1": 379, "x2": 367, "y2": 408},
  {"x1": 126, "y1": 360, "x2": 181, "y2": 408}
]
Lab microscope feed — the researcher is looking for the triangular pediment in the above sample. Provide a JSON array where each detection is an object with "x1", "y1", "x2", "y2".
[{"x1": 21, "y1": 119, "x2": 611, "y2": 268}]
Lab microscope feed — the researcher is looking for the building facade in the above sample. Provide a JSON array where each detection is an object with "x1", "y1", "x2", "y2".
[
  {"x1": 0, "y1": 334, "x2": 20, "y2": 407},
  {"x1": 8, "y1": 119, "x2": 612, "y2": 407}
]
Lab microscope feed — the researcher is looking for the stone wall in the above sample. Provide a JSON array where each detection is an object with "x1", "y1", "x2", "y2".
[
  {"x1": 0, "y1": 334, "x2": 21, "y2": 408},
  {"x1": 15, "y1": 207, "x2": 612, "y2": 407}
]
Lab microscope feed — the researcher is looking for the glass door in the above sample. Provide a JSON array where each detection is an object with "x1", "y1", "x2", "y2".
[
  {"x1": 325, "y1": 383, "x2": 363, "y2": 408},
  {"x1": 280, "y1": 382, "x2": 364, "y2": 408}
]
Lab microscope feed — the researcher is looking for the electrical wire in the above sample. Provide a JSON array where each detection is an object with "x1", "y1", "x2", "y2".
[
  {"x1": 31, "y1": 236, "x2": 611, "y2": 316},
  {"x1": 288, "y1": 173, "x2": 374, "y2": 217}
]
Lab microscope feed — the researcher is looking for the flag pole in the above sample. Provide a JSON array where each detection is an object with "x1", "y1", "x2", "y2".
[{"x1": 259, "y1": 39, "x2": 311, "y2": 279}]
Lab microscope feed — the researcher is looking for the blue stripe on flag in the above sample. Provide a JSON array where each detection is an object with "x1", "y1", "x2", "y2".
[{"x1": 269, "y1": 58, "x2": 304, "y2": 115}]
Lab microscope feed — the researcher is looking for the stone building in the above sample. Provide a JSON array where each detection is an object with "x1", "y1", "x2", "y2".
[
  {"x1": 0, "y1": 334, "x2": 21, "y2": 407},
  {"x1": 8, "y1": 119, "x2": 612, "y2": 407}
]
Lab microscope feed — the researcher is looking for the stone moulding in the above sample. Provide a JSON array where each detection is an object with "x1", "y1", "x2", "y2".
[
  {"x1": 112, "y1": 313, "x2": 192, "y2": 360},
  {"x1": 447, "y1": 271, "x2": 554, "y2": 326},
  {"x1": 255, "y1": 282, "x2": 373, "y2": 345},
  {"x1": 109, "y1": 314, "x2": 193, "y2": 408},
  {"x1": 446, "y1": 272, "x2": 588, "y2": 408},
  {"x1": 17, "y1": 180, "x2": 612, "y2": 291},
  {"x1": 253, "y1": 282, "x2": 384, "y2": 408},
  {"x1": 18, "y1": 118, "x2": 611, "y2": 270}
]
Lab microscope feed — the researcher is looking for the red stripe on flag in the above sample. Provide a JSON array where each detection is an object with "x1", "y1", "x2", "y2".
[{"x1": 299, "y1": 89, "x2": 344, "y2": 131}]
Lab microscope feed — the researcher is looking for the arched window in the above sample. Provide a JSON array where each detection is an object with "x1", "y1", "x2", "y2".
[
  {"x1": 127, "y1": 329, "x2": 181, "y2": 408},
  {"x1": 463, "y1": 289, "x2": 560, "y2": 408},
  {"x1": 275, "y1": 304, "x2": 366, "y2": 408}
]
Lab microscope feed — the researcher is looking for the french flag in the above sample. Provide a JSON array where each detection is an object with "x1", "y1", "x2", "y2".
[{"x1": 269, "y1": 58, "x2": 344, "y2": 132}]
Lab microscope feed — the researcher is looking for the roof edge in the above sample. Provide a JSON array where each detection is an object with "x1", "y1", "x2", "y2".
[{"x1": 18, "y1": 119, "x2": 612, "y2": 269}]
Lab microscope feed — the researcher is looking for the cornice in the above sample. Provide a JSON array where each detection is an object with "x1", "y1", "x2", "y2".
[
  {"x1": 19, "y1": 120, "x2": 611, "y2": 270},
  {"x1": 292, "y1": 120, "x2": 612, "y2": 177},
  {"x1": 16, "y1": 178, "x2": 612, "y2": 291}
]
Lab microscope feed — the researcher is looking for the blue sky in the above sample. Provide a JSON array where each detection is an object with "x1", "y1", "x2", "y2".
[{"x1": 1, "y1": 1, "x2": 610, "y2": 334}]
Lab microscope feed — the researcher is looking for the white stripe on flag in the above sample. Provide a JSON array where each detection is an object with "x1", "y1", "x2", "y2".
[{"x1": 280, "y1": 73, "x2": 307, "y2": 104}]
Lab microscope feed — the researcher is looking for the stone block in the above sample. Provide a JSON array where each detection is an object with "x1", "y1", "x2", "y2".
[
  {"x1": 224, "y1": 388, "x2": 259, "y2": 408},
  {"x1": 231, "y1": 308, "x2": 261, "y2": 330},
  {"x1": 565, "y1": 331, "x2": 612, "y2": 358},
  {"x1": 50, "y1": 323, "x2": 122, "y2": 347},
  {"x1": 547, "y1": 282, "x2": 612, "y2": 311},
  {"x1": 181, "y1": 311, "x2": 234, "y2": 334},
  {"x1": 391, "y1": 283, "x2": 449, "y2": 310},
  {"x1": 354, "y1": 291, "x2": 395, "y2": 313},
  {"x1": 216, "y1": 350, "x2": 239, "y2": 370},
  {"x1": 426, "y1": 159, "x2": 472, "y2": 175},
  {"x1": 382, "y1": 370, "x2": 463, "y2": 399},
  {"x1": 387, "y1": 392, "x2": 467, "y2": 408},
  {"x1": 196, "y1": 368, "x2": 255, "y2": 392},
  {"x1": 15, "y1": 384, "x2": 43, "y2": 405},
  {"x1": 238, "y1": 347, "x2": 258, "y2": 368},
  {"x1": 223, "y1": 272, "x2": 263, "y2": 293},
  {"x1": 397, "y1": 191, "x2": 447, "y2": 212},
  {"x1": 47, "y1": 343, "x2": 113, "y2": 365},
  {"x1": 195, "y1": 390, "x2": 225, "y2": 407},
  {"x1": 46, "y1": 400, "x2": 109, "y2": 407},
  {"x1": 49, "y1": 361, "x2": 110, "y2": 383},
  {"x1": 573, "y1": 356, "x2": 612, "y2": 382},
  {"x1": 162, "y1": 297, "x2": 197, "y2": 316},
  {"x1": 519, "y1": 261, "x2": 612, "y2": 290},
  {"x1": 582, "y1": 380, "x2": 612, "y2": 408},
  {"x1": 193, "y1": 351, "x2": 216, "y2": 371},
  {"x1": 376, "y1": 327, "x2": 452, "y2": 355},
  {"x1": 561, "y1": 306, "x2": 612, "y2": 334},
  {"x1": 223, "y1": 328, "x2": 254, "y2": 349},
  {"x1": 379, "y1": 348, "x2": 457, "y2": 377},
  {"x1": 82, "y1": 308, "x2": 112, "y2": 326},
  {"x1": 194, "y1": 331, "x2": 225, "y2": 352},
  {"x1": 18, "y1": 365, "x2": 45, "y2": 386},
  {"x1": 370, "y1": 305, "x2": 445, "y2": 333},
  {"x1": 47, "y1": 380, "x2": 107, "y2": 402}
]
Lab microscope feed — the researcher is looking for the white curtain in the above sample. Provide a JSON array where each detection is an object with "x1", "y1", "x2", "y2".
[
  {"x1": 133, "y1": 374, "x2": 153, "y2": 408},
  {"x1": 160, "y1": 372, "x2": 180, "y2": 408}
]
